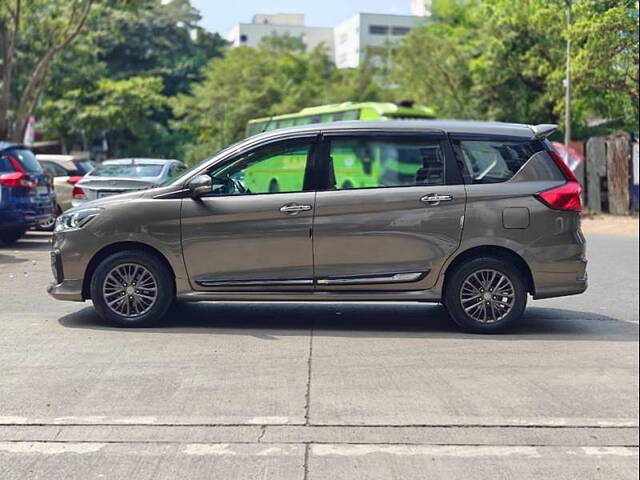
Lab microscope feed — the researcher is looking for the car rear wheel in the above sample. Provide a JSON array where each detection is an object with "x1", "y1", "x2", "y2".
[
  {"x1": 90, "y1": 250, "x2": 174, "y2": 327},
  {"x1": 36, "y1": 205, "x2": 61, "y2": 231},
  {"x1": 444, "y1": 257, "x2": 527, "y2": 333},
  {"x1": 0, "y1": 227, "x2": 27, "y2": 245}
]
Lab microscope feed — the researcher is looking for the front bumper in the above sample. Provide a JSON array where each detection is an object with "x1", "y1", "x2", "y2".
[
  {"x1": 48, "y1": 249, "x2": 84, "y2": 301},
  {"x1": 47, "y1": 279, "x2": 84, "y2": 302}
]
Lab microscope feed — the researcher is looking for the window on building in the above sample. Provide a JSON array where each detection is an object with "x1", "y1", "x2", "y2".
[
  {"x1": 391, "y1": 26, "x2": 411, "y2": 36},
  {"x1": 340, "y1": 33, "x2": 348, "y2": 44},
  {"x1": 240, "y1": 34, "x2": 248, "y2": 43},
  {"x1": 369, "y1": 25, "x2": 389, "y2": 35}
]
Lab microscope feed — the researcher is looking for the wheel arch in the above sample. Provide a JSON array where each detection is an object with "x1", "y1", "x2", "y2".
[
  {"x1": 82, "y1": 241, "x2": 176, "y2": 300},
  {"x1": 443, "y1": 245, "x2": 535, "y2": 296}
]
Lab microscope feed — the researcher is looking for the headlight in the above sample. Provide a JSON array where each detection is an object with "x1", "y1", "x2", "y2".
[{"x1": 54, "y1": 208, "x2": 103, "y2": 232}]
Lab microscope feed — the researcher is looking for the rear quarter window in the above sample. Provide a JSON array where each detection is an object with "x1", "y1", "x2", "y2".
[
  {"x1": 10, "y1": 149, "x2": 43, "y2": 173},
  {"x1": 0, "y1": 156, "x2": 14, "y2": 173},
  {"x1": 453, "y1": 139, "x2": 543, "y2": 184}
]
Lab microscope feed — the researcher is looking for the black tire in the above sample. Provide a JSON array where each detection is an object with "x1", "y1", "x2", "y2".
[
  {"x1": 36, "y1": 205, "x2": 61, "y2": 232},
  {"x1": 268, "y1": 179, "x2": 280, "y2": 193},
  {"x1": 0, "y1": 227, "x2": 27, "y2": 245},
  {"x1": 90, "y1": 250, "x2": 174, "y2": 327},
  {"x1": 341, "y1": 180, "x2": 354, "y2": 190},
  {"x1": 443, "y1": 256, "x2": 527, "y2": 333}
]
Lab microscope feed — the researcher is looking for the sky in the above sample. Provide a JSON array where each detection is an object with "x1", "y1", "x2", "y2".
[{"x1": 191, "y1": 1, "x2": 412, "y2": 36}]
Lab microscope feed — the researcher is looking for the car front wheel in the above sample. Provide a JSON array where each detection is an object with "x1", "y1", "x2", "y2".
[
  {"x1": 444, "y1": 257, "x2": 527, "y2": 333},
  {"x1": 90, "y1": 250, "x2": 174, "y2": 327}
]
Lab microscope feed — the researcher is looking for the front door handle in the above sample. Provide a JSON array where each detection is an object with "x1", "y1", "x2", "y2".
[
  {"x1": 421, "y1": 193, "x2": 453, "y2": 205},
  {"x1": 279, "y1": 203, "x2": 312, "y2": 214}
]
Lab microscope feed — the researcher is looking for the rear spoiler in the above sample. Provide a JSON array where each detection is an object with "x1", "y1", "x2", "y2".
[{"x1": 530, "y1": 124, "x2": 558, "y2": 139}]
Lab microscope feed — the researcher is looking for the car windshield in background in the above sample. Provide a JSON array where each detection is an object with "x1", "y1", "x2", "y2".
[{"x1": 90, "y1": 164, "x2": 163, "y2": 177}]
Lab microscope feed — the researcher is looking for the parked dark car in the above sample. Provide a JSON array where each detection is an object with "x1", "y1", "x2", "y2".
[
  {"x1": 48, "y1": 120, "x2": 587, "y2": 333},
  {"x1": 0, "y1": 142, "x2": 56, "y2": 245}
]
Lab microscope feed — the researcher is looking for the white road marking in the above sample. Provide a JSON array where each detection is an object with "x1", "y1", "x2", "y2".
[
  {"x1": 312, "y1": 445, "x2": 543, "y2": 458},
  {"x1": 0, "y1": 442, "x2": 105, "y2": 454}
]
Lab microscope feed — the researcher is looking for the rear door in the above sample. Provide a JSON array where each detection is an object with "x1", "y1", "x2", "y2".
[{"x1": 312, "y1": 131, "x2": 466, "y2": 290}]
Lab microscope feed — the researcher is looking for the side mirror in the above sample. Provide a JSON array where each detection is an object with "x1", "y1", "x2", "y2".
[{"x1": 188, "y1": 174, "x2": 212, "y2": 198}]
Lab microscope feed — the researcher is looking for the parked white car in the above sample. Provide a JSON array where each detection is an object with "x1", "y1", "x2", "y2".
[
  {"x1": 36, "y1": 154, "x2": 95, "y2": 230},
  {"x1": 71, "y1": 158, "x2": 186, "y2": 207}
]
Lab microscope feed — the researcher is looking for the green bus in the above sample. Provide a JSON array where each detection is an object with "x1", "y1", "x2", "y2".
[{"x1": 243, "y1": 102, "x2": 437, "y2": 193}]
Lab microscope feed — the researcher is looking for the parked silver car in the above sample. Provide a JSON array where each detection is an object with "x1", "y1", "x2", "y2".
[
  {"x1": 48, "y1": 121, "x2": 587, "y2": 333},
  {"x1": 71, "y1": 158, "x2": 186, "y2": 207}
]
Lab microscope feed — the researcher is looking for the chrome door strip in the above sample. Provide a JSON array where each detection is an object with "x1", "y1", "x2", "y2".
[
  {"x1": 197, "y1": 278, "x2": 313, "y2": 288},
  {"x1": 316, "y1": 271, "x2": 427, "y2": 286}
]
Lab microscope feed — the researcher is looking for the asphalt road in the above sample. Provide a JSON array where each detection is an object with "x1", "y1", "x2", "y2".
[{"x1": 0, "y1": 230, "x2": 638, "y2": 479}]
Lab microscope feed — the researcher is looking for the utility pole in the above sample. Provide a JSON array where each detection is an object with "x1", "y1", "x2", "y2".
[{"x1": 564, "y1": 0, "x2": 572, "y2": 152}]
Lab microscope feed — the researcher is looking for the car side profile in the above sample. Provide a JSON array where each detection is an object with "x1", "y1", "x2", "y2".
[{"x1": 47, "y1": 121, "x2": 587, "y2": 333}]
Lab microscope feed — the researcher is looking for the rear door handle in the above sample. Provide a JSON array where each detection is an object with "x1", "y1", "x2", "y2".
[
  {"x1": 421, "y1": 194, "x2": 453, "y2": 205},
  {"x1": 279, "y1": 203, "x2": 312, "y2": 214}
]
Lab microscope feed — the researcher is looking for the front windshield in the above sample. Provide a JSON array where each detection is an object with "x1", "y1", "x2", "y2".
[
  {"x1": 160, "y1": 141, "x2": 245, "y2": 187},
  {"x1": 90, "y1": 164, "x2": 163, "y2": 178}
]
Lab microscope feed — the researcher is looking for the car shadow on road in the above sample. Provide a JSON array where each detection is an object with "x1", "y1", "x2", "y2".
[
  {"x1": 58, "y1": 301, "x2": 639, "y2": 341},
  {"x1": 0, "y1": 232, "x2": 51, "y2": 255}
]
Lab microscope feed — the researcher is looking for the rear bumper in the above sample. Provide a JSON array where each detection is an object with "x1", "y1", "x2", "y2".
[
  {"x1": 0, "y1": 202, "x2": 55, "y2": 230},
  {"x1": 532, "y1": 258, "x2": 588, "y2": 300}
]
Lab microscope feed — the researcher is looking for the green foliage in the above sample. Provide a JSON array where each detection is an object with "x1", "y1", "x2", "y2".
[
  {"x1": 392, "y1": 0, "x2": 639, "y2": 135},
  {"x1": 42, "y1": 76, "x2": 167, "y2": 154},
  {"x1": 172, "y1": 40, "x2": 383, "y2": 163},
  {"x1": 38, "y1": 0, "x2": 225, "y2": 157}
]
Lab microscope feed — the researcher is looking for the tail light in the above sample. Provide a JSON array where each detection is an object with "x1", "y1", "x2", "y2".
[
  {"x1": 72, "y1": 186, "x2": 86, "y2": 200},
  {"x1": 536, "y1": 149, "x2": 582, "y2": 212},
  {"x1": 0, "y1": 172, "x2": 36, "y2": 189},
  {"x1": 67, "y1": 176, "x2": 83, "y2": 185}
]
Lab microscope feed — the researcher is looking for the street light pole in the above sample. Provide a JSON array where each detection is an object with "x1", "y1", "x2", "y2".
[{"x1": 564, "y1": 0, "x2": 572, "y2": 152}]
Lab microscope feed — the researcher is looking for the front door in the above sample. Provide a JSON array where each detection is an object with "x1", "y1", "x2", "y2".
[
  {"x1": 312, "y1": 132, "x2": 466, "y2": 290},
  {"x1": 181, "y1": 136, "x2": 318, "y2": 290}
]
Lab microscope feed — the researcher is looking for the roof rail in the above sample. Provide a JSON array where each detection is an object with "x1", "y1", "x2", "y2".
[{"x1": 530, "y1": 124, "x2": 558, "y2": 139}]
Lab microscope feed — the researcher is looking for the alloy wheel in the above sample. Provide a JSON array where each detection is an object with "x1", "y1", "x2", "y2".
[
  {"x1": 460, "y1": 269, "x2": 515, "y2": 323},
  {"x1": 102, "y1": 263, "x2": 158, "y2": 318}
]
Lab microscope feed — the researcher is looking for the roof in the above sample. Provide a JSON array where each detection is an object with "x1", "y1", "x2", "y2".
[
  {"x1": 102, "y1": 158, "x2": 179, "y2": 165},
  {"x1": 0, "y1": 141, "x2": 26, "y2": 152},
  {"x1": 247, "y1": 119, "x2": 543, "y2": 142}
]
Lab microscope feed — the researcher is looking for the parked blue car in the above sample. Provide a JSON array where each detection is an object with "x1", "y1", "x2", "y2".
[{"x1": 0, "y1": 142, "x2": 55, "y2": 245}]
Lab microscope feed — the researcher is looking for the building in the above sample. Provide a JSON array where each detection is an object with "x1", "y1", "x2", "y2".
[
  {"x1": 226, "y1": 13, "x2": 334, "y2": 57},
  {"x1": 333, "y1": 13, "x2": 429, "y2": 69},
  {"x1": 411, "y1": 0, "x2": 433, "y2": 16},
  {"x1": 226, "y1": 11, "x2": 428, "y2": 69}
]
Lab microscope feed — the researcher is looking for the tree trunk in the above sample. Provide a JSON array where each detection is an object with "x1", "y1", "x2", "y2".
[{"x1": 0, "y1": 0, "x2": 20, "y2": 140}]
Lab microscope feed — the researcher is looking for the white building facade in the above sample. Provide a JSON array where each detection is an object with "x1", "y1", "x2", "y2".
[
  {"x1": 227, "y1": 13, "x2": 334, "y2": 57},
  {"x1": 227, "y1": 12, "x2": 428, "y2": 69},
  {"x1": 333, "y1": 13, "x2": 429, "y2": 69}
]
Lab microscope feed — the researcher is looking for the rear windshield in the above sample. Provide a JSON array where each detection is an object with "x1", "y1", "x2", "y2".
[
  {"x1": 3, "y1": 149, "x2": 43, "y2": 173},
  {"x1": 454, "y1": 139, "x2": 542, "y2": 184},
  {"x1": 89, "y1": 164, "x2": 163, "y2": 178},
  {"x1": 73, "y1": 160, "x2": 95, "y2": 174}
]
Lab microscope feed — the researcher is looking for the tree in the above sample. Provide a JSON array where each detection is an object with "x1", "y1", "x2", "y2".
[
  {"x1": 0, "y1": 0, "x2": 96, "y2": 140},
  {"x1": 391, "y1": 0, "x2": 639, "y2": 135},
  {"x1": 39, "y1": 0, "x2": 226, "y2": 157},
  {"x1": 571, "y1": 0, "x2": 639, "y2": 131}
]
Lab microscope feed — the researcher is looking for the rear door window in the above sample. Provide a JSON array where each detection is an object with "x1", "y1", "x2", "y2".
[
  {"x1": 323, "y1": 136, "x2": 449, "y2": 191},
  {"x1": 453, "y1": 139, "x2": 542, "y2": 184}
]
